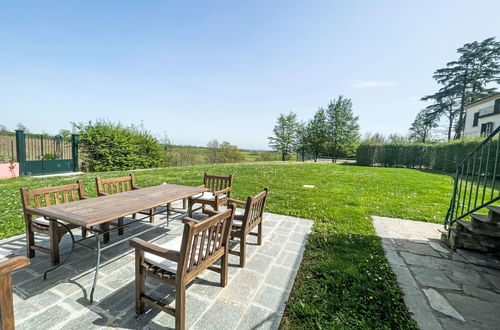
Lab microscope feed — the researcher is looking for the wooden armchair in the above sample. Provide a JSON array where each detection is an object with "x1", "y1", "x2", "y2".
[
  {"x1": 228, "y1": 188, "x2": 269, "y2": 267},
  {"x1": 20, "y1": 181, "x2": 87, "y2": 265},
  {"x1": 95, "y1": 174, "x2": 155, "y2": 240},
  {"x1": 0, "y1": 256, "x2": 29, "y2": 330},
  {"x1": 188, "y1": 173, "x2": 233, "y2": 217},
  {"x1": 130, "y1": 205, "x2": 236, "y2": 330}
]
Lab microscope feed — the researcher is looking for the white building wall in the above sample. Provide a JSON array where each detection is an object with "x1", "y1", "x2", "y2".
[{"x1": 463, "y1": 98, "x2": 500, "y2": 138}]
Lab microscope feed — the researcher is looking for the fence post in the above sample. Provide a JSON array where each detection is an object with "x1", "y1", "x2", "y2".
[
  {"x1": 71, "y1": 134, "x2": 79, "y2": 172},
  {"x1": 15, "y1": 130, "x2": 26, "y2": 175}
]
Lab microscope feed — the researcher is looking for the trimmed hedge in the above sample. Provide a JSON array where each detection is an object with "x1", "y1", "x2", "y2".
[
  {"x1": 356, "y1": 138, "x2": 490, "y2": 172},
  {"x1": 74, "y1": 120, "x2": 165, "y2": 172}
]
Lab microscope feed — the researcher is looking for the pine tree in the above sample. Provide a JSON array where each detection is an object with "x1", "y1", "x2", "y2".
[
  {"x1": 424, "y1": 37, "x2": 500, "y2": 139},
  {"x1": 325, "y1": 96, "x2": 360, "y2": 162}
]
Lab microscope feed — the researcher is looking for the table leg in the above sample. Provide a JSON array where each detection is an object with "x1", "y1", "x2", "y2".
[
  {"x1": 89, "y1": 230, "x2": 101, "y2": 304},
  {"x1": 43, "y1": 219, "x2": 76, "y2": 280}
]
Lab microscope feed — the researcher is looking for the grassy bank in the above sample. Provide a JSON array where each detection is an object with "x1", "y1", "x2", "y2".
[{"x1": 0, "y1": 162, "x2": 453, "y2": 328}]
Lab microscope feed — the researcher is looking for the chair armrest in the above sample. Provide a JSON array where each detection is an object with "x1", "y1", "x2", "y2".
[
  {"x1": 214, "y1": 187, "x2": 231, "y2": 196},
  {"x1": 129, "y1": 238, "x2": 179, "y2": 262},
  {"x1": 203, "y1": 209, "x2": 219, "y2": 217},
  {"x1": 227, "y1": 198, "x2": 246, "y2": 206},
  {"x1": 182, "y1": 217, "x2": 201, "y2": 225},
  {"x1": 24, "y1": 207, "x2": 38, "y2": 216},
  {"x1": 0, "y1": 257, "x2": 30, "y2": 276}
]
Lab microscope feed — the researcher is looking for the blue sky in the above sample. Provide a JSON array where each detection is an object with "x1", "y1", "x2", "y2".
[{"x1": 1, "y1": 1, "x2": 499, "y2": 149}]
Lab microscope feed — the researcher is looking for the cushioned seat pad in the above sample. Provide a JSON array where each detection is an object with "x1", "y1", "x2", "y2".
[
  {"x1": 144, "y1": 236, "x2": 213, "y2": 274},
  {"x1": 33, "y1": 217, "x2": 70, "y2": 227}
]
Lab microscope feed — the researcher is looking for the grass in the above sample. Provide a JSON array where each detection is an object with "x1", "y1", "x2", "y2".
[{"x1": 0, "y1": 162, "x2": 454, "y2": 328}]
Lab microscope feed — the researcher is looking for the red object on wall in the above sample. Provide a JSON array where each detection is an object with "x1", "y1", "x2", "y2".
[{"x1": 0, "y1": 162, "x2": 19, "y2": 179}]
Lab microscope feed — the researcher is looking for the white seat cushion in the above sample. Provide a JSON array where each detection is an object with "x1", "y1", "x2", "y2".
[
  {"x1": 233, "y1": 219, "x2": 243, "y2": 227},
  {"x1": 193, "y1": 192, "x2": 227, "y2": 202},
  {"x1": 33, "y1": 217, "x2": 69, "y2": 227},
  {"x1": 144, "y1": 236, "x2": 213, "y2": 274}
]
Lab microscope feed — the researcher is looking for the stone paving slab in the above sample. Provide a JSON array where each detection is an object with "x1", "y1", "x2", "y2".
[
  {"x1": 373, "y1": 216, "x2": 500, "y2": 330},
  {"x1": 1, "y1": 201, "x2": 312, "y2": 330}
]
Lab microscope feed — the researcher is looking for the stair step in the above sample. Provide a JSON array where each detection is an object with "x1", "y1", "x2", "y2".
[
  {"x1": 470, "y1": 214, "x2": 500, "y2": 231},
  {"x1": 486, "y1": 206, "x2": 500, "y2": 222},
  {"x1": 457, "y1": 219, "x2": 500, "y2": 238}
]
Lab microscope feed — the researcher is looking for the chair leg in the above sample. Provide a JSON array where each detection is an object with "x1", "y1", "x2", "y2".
[
  {"x1": 239, "y1": 235, "x2": 247, "y2": 268},
  {"x1": 100, "y1": 223, "x2": 110, "y2": 243},
  {"x1": 132, "y1": 213, "x2": 137, "y2": 220},
  {"x1": 175, "y1": 283, "x2": 186, "y2": 330},
  {"x1": 49, "y1": 223, "x2": 60, "y2": 266},
  {"x1": 183, "y1": 198, "x2": 187, "y2": 209},
  {"x1": 167, "y1": 203, "x2": 172, "y2": 215},
  {"x1": 25, "y1": 222, "x2": 35, "y2": 258},
  {"x1": 149, "y1": 208, "x2": 154, "y2": 223},
  {"x1": 118, "y1": 217, "x2": 124, "y2": 235},
  {"x1": 257, "y1": 222, "x2": 263, "y2": 245},
  {"x1": 221, "y1": 251, "x2": 229, "y2": 287},
  {"x1": 134, "y1": 249, "x2": 145, "y2": 314},
  {"x1": 188, "y1": 199, "x2": 193, "y2": 217},
  {"x1": 81, "y1": 227, "x2": 87, "y2": 238}
]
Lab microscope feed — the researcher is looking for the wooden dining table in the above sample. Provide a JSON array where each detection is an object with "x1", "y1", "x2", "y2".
[{"x1": 27, "y1": 183, "x2": 208, "y2": 303}]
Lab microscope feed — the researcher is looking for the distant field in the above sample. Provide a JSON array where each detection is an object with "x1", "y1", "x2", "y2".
[{"x1": 0, "y1": 162, "x2": 454, "y2": 328}]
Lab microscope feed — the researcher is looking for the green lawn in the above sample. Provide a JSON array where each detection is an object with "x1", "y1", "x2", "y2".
[{"x1": 0, "y1": 162, "x2": 454, "y2": 328}]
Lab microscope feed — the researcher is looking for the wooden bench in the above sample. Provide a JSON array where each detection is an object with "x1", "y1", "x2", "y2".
[
  {"x1": 130, "y1": 205, "x2": 236, "y2": 330},
  {"x1": 227, "y1": 188, "x2": 269, "y2": 267},
  {"x1": 20, "y1": 181, "x2": 87, "y2": 265},
  {"x1": 0, "y1": 257, "x2": 30, "y2": 330},
  {"x1": 188, "y1": 173, "x2": 233, "y2": 217}
]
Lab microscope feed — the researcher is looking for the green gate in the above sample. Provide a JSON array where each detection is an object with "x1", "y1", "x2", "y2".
[{"x1": 15, "y1": 130, "x2": 79, "y2": 176}]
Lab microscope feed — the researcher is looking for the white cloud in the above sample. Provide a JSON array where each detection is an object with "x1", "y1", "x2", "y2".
[{"x1": 352, "y1": 80, "x2": 397, "y2": 88}]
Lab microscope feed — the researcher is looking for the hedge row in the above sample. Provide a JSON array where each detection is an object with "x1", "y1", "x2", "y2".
[{"x1": 356, "y1": 138, "x2": 491, "y2": 172}]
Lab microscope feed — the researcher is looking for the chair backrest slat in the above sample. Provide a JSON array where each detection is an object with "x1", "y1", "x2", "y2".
[
  {"x1": 242, "y1": 188, "x2": 269, "y2": 230},
  {"x1": 96, "y1": 174, "x2": 136, "y2": 196},
  {"x1": 179, "y1": 206, "x2": 235, "y2": 279},
  {"x1": 203, "y1": 173, "x2": 233, "y2": 197},
  {"x1": 20, "y1": 180, "x2": 86, "y2": 210}
]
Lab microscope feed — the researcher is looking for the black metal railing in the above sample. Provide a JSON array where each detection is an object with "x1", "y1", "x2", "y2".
[{"x1": 445, "y1": 126, "x2": 500, "y2": 228}]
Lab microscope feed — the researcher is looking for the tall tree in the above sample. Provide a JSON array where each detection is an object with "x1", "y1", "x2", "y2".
[
  {"x1": 268, "y1": 112, "x2": 298, "y2": 161},
  {"x1": 306, "y1": 108, "x2": 329, "y2": 161},
  {"x1": 206, "y1": 139, "x2": 220, "y2": 163},
  {"x1": 409, "y1": 109, "x2": 438, "y2": 143},
  {"x1": 325, "y1": 96, "x2": 360, "y2": 162},
  {"x1": 421, "y1": 88, "x2": 459, "y2": 141},
  {"x1": 425, "y1": 37, "x2": 500, "y2": 138},
  {"x1": 294, "y1": 122, "x2": 309, "y2": 161}
]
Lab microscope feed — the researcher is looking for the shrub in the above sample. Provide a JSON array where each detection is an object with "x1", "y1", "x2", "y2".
[
  {"x1": 356, "y1": 138, "x2": 486, "y2": 172},
  {"x1": 73, "y1": 120, "x2": 164, "y2": 172}
]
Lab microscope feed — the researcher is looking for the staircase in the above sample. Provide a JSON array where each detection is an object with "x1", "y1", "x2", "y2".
[{"x1": 443, "y1": 127, "x2": 500, "y2": 253}]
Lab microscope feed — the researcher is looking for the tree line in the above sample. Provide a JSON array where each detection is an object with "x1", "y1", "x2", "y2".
[
  {"x1": 411, "y1": 37, "x2": 500, "y2": 142},
  {"x1": 268, "y1": 95, "x2": 360, "y2": 162}
]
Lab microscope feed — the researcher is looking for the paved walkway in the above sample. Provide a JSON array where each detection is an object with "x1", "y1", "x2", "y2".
[
  {"x1": 373, "y1": 216, "x2": 500, "y2": 330},
  {"x1": 1, "y1": 203, "x2": 312, "y2": 330}
]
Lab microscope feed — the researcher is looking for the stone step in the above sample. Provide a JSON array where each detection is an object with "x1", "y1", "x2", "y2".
[
  {"x1": 485, "y1": 206, "x2": 500, "y2": 222},
  {"x1": 457, "y1": 220, "x2": 500, "y2": 238},
  {"x1": 470, "y1": 214, "x2": 500, "y2": 230},
  {"x1": 444, "y1": 225, "x2": 500, "y2": 253}
]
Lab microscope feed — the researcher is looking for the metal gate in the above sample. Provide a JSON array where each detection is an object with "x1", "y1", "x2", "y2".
[{"x1": 15, "y1": 130, "x2": 79, "y2": 176}]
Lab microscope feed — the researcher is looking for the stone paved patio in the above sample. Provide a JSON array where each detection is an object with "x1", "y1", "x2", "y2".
[
  {"x1": 1, "y1": 202, "x2": 312, "y2": 329},
  {"x1": 373, "y1": 216, "x2": 500, "y2": 330}
]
